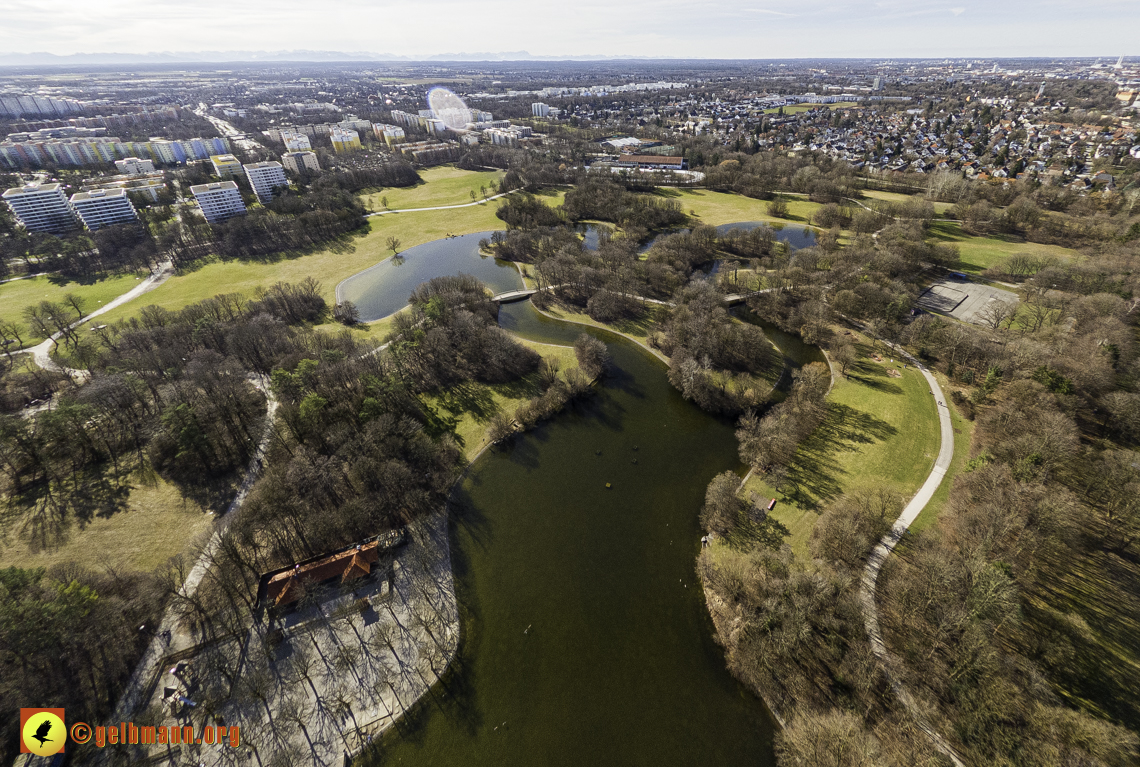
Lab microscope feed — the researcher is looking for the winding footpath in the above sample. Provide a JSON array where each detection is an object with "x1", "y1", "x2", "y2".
[
  {"x1": 20, "y1": 259, "x2": 174, "y2": 379},
  {"x1": 110, "y1": 376, "x2": 278, "y2": 723},
  {"x1": 855, "y1": 328, "x2": 965, "y2": 767},
  {"x1": 364, "y1": 190, "x2": 512, "y2": 217}
]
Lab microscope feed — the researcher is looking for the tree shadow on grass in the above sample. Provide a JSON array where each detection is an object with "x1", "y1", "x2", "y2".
[
  {"x1": 1027, "y1": 541, "x2": 1140, "y2": 728},
  {"x1": 845, "y1": 342, "x2": 905, "y2": 394},
  {"x1": 780, "y1": 402, "x2": 898, "y2": 511},
  {"x1": 435, "y1": 382, "x2": 498, "y2": 423}
]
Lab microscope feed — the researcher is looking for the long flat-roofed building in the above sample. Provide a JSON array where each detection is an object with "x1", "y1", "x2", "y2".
[
  {"x1": 282, "y1": 150, "x2": 320, "y2": 174},
  {"x1": 243, "y1": 160, "x2": 288, "y2": 203},
  {"x1": 69, "y1": 188, "x2": 139, "y2": 230},
  {"x1": 2, "y1": 182, "x2": 78, "y2": 233},
  {"x1": 190, "y1": 180, "x2": 246, "y2": 224}
]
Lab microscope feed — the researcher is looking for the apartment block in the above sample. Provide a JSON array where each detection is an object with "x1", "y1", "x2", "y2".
[
  {"x1": 115, "y1": 157, "x2": 155, "y2": 175},
  {"x1": 69, "y1": 188, "x2": 139, "y2": 231},
  {"x1": 210, "y1": 154, "x2": 243, "y2": 178},
  {"x1": 190, "y1": 180, "x2": 247, "y2": 224},
  {"x1": 282, "y1": 130, "x2": 312, "y2": 151},
  {"x1": 532, "y1": 102, "x2": 550, "y2": 117},
  {"x1": 243, "y1": 161, "x2": 288, "y2": 203},
  {"x1": 2, "y1": 182, "x2": 78, "y2": 233},
  {"x1": 282, "y1": 151, "x2": 320, "y2": 174},
  {"x1": 330, "y1": 127, "x2": 361, "y2": 152}
]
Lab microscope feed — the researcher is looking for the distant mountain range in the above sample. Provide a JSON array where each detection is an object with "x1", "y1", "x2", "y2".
[{"x1": 0, "y1": 50, "x2": 654, "y2": 66}]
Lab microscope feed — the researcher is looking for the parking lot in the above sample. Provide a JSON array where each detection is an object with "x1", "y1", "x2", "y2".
[{"x1": 916, "y1": 276, "x2": 1019, "y2": 325}]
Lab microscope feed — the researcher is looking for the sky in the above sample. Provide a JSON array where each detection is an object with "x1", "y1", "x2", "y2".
[{"x1": 0, "y1": 0, "x2": 1136, "y2": 59}]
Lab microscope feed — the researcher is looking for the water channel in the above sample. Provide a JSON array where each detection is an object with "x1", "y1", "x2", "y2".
[
  {"x1": 348, "y1": 226, "x2": 826, "y2": 766},
  {"x1": 370, "y1": 299, "x2": 777, "y2": 766}
]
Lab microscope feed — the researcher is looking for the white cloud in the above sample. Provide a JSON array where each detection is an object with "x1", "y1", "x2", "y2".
[
  {"x1": 741, "y1": 8, "x2": 798, "y2": 16},
  {"x1": 950, "y1": 6, "x2": 966, "y2": 15}
]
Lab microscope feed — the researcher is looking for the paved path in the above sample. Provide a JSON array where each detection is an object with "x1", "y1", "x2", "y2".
[
  {"x1": 21, "y1": 259, "x2": 174, "y2": 379},
  {"x1": 855, "y1": 329, "x2": 965, "y2": 767}
]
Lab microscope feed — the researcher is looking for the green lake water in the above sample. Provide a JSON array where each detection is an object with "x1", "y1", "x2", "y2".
[{"x1": 367, "y1": 300, "x2": 777, "y2": 766}]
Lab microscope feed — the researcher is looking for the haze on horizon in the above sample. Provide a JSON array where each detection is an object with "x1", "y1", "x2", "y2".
[{"x1": 0, "y1": 0, "x2": 1135, "y2": 61}]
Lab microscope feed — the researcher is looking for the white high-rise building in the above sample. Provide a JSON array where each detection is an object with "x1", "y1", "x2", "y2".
[
  {"x1": 282, "y1": 130, "x2": 312, "y2": 151},
  {"x1": 69, "y1": 188, "x2": 139, "y2": 230},
  {"x1": 282, "y1": 151, "x2": 320, "y2": 174},
  {"x1": 243, "y1": 161, "x2": 288, "y2": 203},
  {"x1": 115, "y1": 157, "x2": 155, "y2": 175},
  {"x1": 191, "y1": 180, "x2": 247, "y2": 224},
  {"x1": 532, "y1": 102, "x2": 550, "y2": 117},
  {"x1": 2, "y1": 182, "x2": 78, "y2": 233}
]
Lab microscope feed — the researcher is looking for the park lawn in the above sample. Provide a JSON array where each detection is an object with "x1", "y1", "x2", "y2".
[
  {"x1": 360, "y1": 165, "x2": 504, "y2": 210},
  {"x1": 424, "y1": 339, "x2": 579, "y2": 460},
  {"x1": 667, "y1": 188, "x2": 824, "y2": 228},
  {"x1": 537, "y1": 301, "x2": 668, "y2": 349},
  {"x1": 532, "y1": 187, "x2": 569, "y2": 208},
  {"x1": 860, "y1": 188, "x2": 953, "y2": 215},
  {"x1": 927, "y1": 220, "x2": 1079, "y2": 273},
  {"x1": 0, "y1": 474, "x2": 217, "y2": 574},
  {"x1": 764, "y1": 102, "x2": 859, "y2": 114},
  {"x1": 910, "y1": 374, "x2": 975, "y2": 533},
  {"x1": 743, "y1": 331, "x2": 940, "y2": 557},
  {"x1": 1022, "y1": 516, "x2": 1140, "y2": 728},
  {"x1": 313, "y1": 304, "x2": 413, "y2": 346},
  {"x1": 80, "y1": 202, "x2": 504, "y2": 328},
  {"x1": 0, "y1": 273, "x2": 143, "y2": 344}
]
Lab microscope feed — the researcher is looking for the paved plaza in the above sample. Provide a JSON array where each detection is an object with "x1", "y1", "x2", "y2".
[{"x1": 916, "y1": 276, "x2": 1019, "y2": 325}]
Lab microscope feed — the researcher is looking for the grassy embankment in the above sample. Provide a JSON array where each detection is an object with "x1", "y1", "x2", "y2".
[{"x1": 738, "y1": 330, "x2": 942, "y2": 557}]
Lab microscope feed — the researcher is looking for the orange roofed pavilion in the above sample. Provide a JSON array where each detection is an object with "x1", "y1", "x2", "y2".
[{"x1": 265, "y1": 541, "x2": 382, "y2": 607}]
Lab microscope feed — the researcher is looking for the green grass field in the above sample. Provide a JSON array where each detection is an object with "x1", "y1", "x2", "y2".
[
  {"x1": 743, "y1": 330, "x2": 940, "y2": 555},
  {"x1": 665, "y1": 188, "x2": 824, "y2": 228},
  {"x1": 860, "y1": 188, "x2": 953, "y2": 215},
  {"x1": 360, "y1": 165, "x2": 504, "y2": 211},
  {"x1": 81, "y1": 202, "x2": 505, "y2": 328},
  {"x1": 764, "y1": 102, "x2": 859, "y2": 114},
  {"x1": 0, "y1": 474, "x2": 217, "y2": 574},
  {"x1": 0, "y1": 273, "x2": 144, "y2": 345},
  {"x1": 927, "y1": 220, "x2": 1080, "y2": 273}
]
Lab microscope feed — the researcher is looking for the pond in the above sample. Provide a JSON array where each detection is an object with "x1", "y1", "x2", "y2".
[
  {"x1": 336, "y1": 231, "x2": 522, "y2": 322},
  {"x1": 367, "y1": 300, "x2": 778, "y2": 766}
]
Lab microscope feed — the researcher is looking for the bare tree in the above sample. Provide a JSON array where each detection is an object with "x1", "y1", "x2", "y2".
[
  {"x1": 385, "y1": 236, "x2": 401, "y2": 255},
  {"x1": 978, "y1": 299, "x2": 1016, "y2": 330}
]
